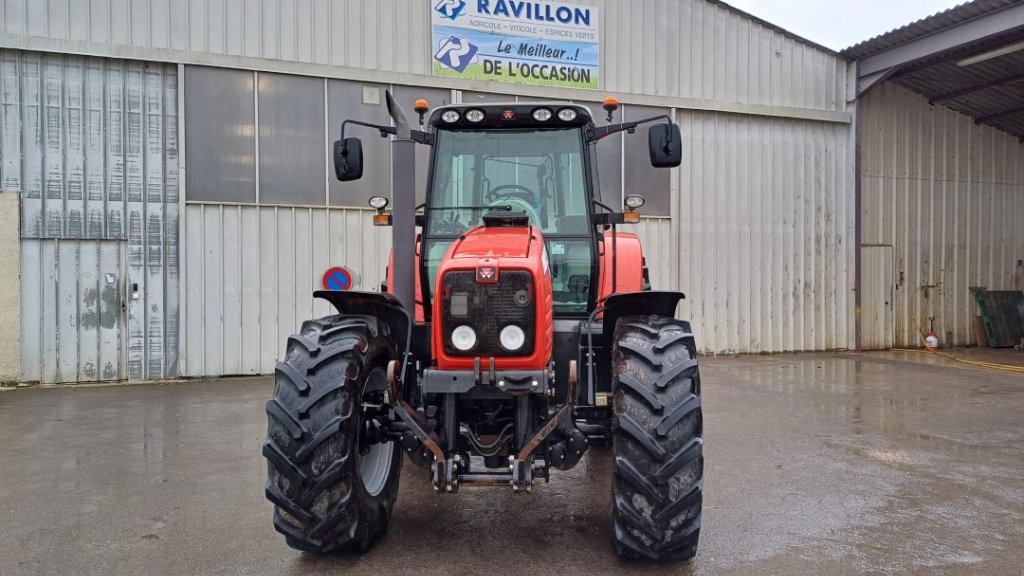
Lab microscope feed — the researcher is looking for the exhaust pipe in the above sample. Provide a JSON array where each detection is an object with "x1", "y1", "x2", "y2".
[{"x1": 385, "y1": 90, "x2": 416, "y2": 314}]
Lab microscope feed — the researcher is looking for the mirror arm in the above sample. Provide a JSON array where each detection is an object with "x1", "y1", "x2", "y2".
[
  {"x1": 587, "y1": 114, "x2": 674, "y2": 143},
  {"x1": 340, "y1": 119, "x2": 397, "y2": 140},
  {"x1": 411, "y1": 130, "x2": 435, "y2": 146}
]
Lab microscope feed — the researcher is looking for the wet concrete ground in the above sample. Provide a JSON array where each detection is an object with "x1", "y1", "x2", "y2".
[{"x1": 1, "y1": 351, "x2": 1023, "y2": 575}]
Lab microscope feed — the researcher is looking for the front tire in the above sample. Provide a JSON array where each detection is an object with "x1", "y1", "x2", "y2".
[
  {"x1": 610, "y1": 315, "x2": 703, "y2": 561},
  {"x1": 263, "y1": 315, "x2": 402, "y2": 554}
]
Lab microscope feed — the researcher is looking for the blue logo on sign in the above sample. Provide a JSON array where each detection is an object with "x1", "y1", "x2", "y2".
[
  {"x1": 434, "y1": 36, "x2": 478, "y2": 73},
  {"x1": 434, "y1": 0, "x2": 466, "y2": 20}
]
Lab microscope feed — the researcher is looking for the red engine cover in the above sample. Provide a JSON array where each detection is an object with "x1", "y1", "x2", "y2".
[{"x1": 431, "y1": 225, "x2": 554, "y2": 370}]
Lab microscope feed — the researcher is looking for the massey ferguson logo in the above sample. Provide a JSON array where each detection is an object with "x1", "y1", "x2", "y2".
[{"x1": 476, "y1": 266, "x2": 498, "y2": 283}]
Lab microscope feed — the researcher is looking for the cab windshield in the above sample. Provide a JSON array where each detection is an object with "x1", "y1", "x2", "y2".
[
  {"x1": 427, "y1": 127, "x2": 589, "y2": 235},
  {"x1": 425, "y1": 127, "x2": 595, "y2": 315}
]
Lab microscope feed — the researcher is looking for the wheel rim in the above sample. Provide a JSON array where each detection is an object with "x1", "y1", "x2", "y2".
[
  {"x1": 358, "y1": 439, "x2": 394, "y2": 496},
  {"x1": 358, "y1": 368, "x2": 394, "y2": 497}
]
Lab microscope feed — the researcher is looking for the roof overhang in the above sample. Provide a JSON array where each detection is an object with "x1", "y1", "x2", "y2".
[{"x1": 846, "y1": 1, "x2": 1024, "y2": 141}]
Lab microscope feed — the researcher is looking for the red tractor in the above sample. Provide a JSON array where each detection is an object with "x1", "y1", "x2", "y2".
[{"x1": 263, "y1": 93, "x2": 703, "y2": 561}]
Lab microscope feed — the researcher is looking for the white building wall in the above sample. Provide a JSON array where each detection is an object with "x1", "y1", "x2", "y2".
[
  {"x1": 181, "y1": 204, "x2": 393, "y2": 376},
  {"x1": 0, "y1": 0, "x2": 850, "y2": 120},
  {"x1": 0, "y1": 49, "x2": 179, "y2": 383},
  {"x1": 861, "y1": 83, "x2": 1024, "y2": 348},
  {"x1": 1, "y1": 0, "x2": 859, "y2": 378},
  {"x1": 675, "y1": 110, "x2": 854, "y2": 353}
]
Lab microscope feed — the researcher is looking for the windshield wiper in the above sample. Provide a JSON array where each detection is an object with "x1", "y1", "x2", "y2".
[{"x1": 427, "y1": 205, "x2": 513, "y2": 211}]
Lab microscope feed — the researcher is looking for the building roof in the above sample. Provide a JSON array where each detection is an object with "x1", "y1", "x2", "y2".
[
  {"x1": 842, "y1": 0, "x2": 1024, "y2": 141},
  {"x1": 843, "y1": 0, "x2": 1022, "y2": 58}
]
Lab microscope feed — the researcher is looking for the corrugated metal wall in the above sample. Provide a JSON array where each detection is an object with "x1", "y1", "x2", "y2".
[
  {"x1": 2, "y1": 0, "x2": 859, "y2": 376},
  {"x1": 182, "y1": 204, "x2": 392, "y2": 376},
  {"x1": 673, "y1": 109, "x2": 855, "y2": 353},
  {"x1": 0, "y1": 49, "x2": 179, "y2": 382},
  {"x1": 861, "y1": 83, "x2": 1024, "y2": 348},
  {"x1": 0, "y1": 0, "x2": 848, "y2": 115}
]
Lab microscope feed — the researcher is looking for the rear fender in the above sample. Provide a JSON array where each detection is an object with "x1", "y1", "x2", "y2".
[{"x1": 314, "y1": 290, "x2": 411, "y2": 357}]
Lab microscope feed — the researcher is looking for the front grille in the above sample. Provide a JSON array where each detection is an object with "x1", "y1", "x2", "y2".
[{"x1": 441, "y1": 270, "x2": 536, "y2": 357}]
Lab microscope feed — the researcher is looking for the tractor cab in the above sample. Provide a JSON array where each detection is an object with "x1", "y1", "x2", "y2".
[{"x1": 423, "y1": 103, "x2": 600, "y2": 317}]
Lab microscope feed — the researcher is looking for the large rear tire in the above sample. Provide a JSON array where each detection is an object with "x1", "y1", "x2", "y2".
[
  {"x1": 610, "y1": 315, "x2": 703, "y2": 561},
  {"x1": 263, "y1": 315, "x2": 402, "y2": 554}
]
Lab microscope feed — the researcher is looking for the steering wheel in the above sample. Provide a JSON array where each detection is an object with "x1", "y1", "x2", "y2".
[
  {"x1": 489, "y1": 196, "x2": 541, "y2": 227},
  {"x1": 486, "y1": 184, "x2": 536, "y2": 204}
]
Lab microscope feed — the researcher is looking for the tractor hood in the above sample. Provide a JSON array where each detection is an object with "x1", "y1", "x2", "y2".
[
  {"x1": 431, "y1": 221, "x2": 554, "y2": 371},
  {"x1": 448, "y1": 225, "x2": 534, "y2": 260}
]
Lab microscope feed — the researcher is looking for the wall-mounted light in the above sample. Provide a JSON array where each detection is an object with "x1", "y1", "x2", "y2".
[{"x1": 957, "y1": 39, "x2": 1024, "y2": 67}]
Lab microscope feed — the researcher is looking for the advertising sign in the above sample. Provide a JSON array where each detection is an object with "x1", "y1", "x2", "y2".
[{"x1": 431, "y1": 0, "x2": 600, "y2": 90}]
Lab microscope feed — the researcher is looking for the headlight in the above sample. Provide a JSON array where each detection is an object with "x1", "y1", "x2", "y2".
[
  {"x1": 441, "y1": 110, "x2": 461, "y2": 123},
  {"x1": 465, "y1": 109, "x2": 485, "y2": 123},
  {"x1": 499, "y1": 325, "x2": 526, "y2": 351},
  {"x1": 451, "y1": 325, "x2": 477, "y2": 351},
  {"x1": 624, "y1": 194, "x2": 645, "y2": 209},
  {"x1": 532, "y1": 108, "x2": 553, "y2": 122},
  {"x1": 557, "y1": 108, "x2": 578, "y2": 122},
  {"x1": 368, "y1": 195, "x2": 389, "y2": 210}
]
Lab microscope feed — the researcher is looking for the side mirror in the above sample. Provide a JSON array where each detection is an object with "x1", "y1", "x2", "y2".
[
  {"x1": 333, "y1": 137, "x2": 364, "y2": 181},
  {"x1": 648, "y1": 123, "x2": 682, "y2": 168}
]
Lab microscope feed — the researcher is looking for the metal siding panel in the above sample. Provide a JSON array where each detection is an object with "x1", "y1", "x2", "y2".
[
  {"x1": 42, "y1": 56, "x2": 63, "y2": 237},
  {"x1": 84, "y1": 61, "x2": 105, "y2": 238},
  {"x1": 1, "y1": 52, "x2": 21, "y2": 192},
  {"x1": 312, "y1": 0, "x2": 329, "y2": 65},
  {"x1": 106, "y1": 61, "x2": 126, "y2": 238},
  {"x1": 221, "y1": 206, "x2": 242, "y2": 374},
  {"x1": 296, "y1": 0, "x2": 314, "y2": 64},
  {"x1": 207, "y1": 0, "x2": 225, "y2": 54},
  {"x1": 4, "y1": 0, "x2": 26, "y2": 34},
  {"x1": 310, "y1": 208, "x2": 331, "y2": 319},
  {"x1": 150, "y1": 0, "x2": 170, "y2": 49},
  {"x1": 19, "y1": 240, "x2": 42, "y2": 382},
  {"x1": 97, "y1": 241, "x2": 123, "y2": 380},
  {"x1": 673, "y1": 110, "x2": 853, "y2": 354},
  {"x1": 109, "y1": 0, "x2": 130, "y2": 45},
  {"x1": 143, "y1": 64, "x2": 166, "y2": 379},
  {"x1": 65, "y1": 57, "x2": 84, "y2": 239},
  {"x1": 202, "y1": 204, "x2": 223, "y2": 376},
  {"x1": 240, "y1": 205, "x2": 261, "y2": 373},
  {"x1": 258, "y1": 207, "x2": 278, "y2": 373},
  {"x1": 276, "y1": 208, "x2": 296, "y2": 341},
  {"x1": 88, "y1": 0, "x2": 110, "y2": 43},
  {"x1": 180, "y1": 204, "x2": 399, "y2": 375},
  {"x1": 124, "y1": 61, "x2": 145, "y2": 379},
  {"x1": 56, "y1": 240, "x2": 79, "y2": 381},
  {"x1": 183, "y1": 205, "x2": 204, "y2": 376},
  {"x1": 225, "y1": 0, "x2": 244, "y2": 56},
  {"x1": 77, "y1": 240, "x2": 100, "y2": 380},
  {"x1": 7, "y1": 51, "x2": 177, "y2": 382},
  {"x1": 293, "y1": 208, "x2": 314, "y2": 330},
  {"x1": 39, "y1": 240, "x2": 58, "y2": 382},
  {"x1": 3, "y1": 1, "x2": 850, "y2": 112},
  {"x1": 165, "y1": 66, "x2": 180, "y2": 377},
  {"x1": 861, "y1": 82, "x2": 1024, "y2": 347},
  {"x1": 243, "y1": 0, "x2": 260, "y2": 58}
]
